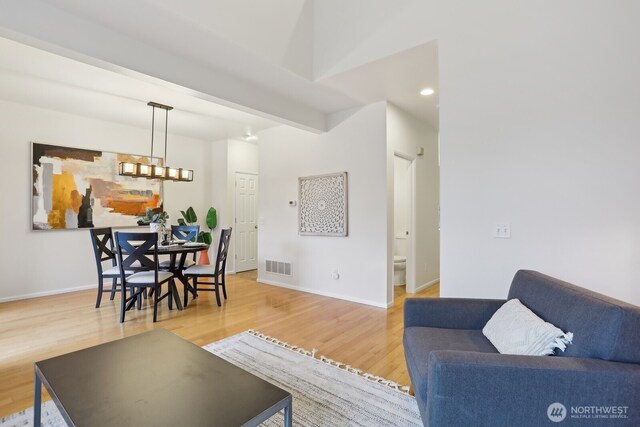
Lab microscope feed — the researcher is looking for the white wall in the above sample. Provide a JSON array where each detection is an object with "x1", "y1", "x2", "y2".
[
  {"x1": 227, "y1": 139, "x2": 259, "y2": 272},
  {"x1": 208, "y1": 139, "x2": 229, "y2": 264},
  {"x1": 393, "y1": 156, "x2": 410, "y2": 256},
  {"x1": 207, "y1": 138, "x2": 259, "y2": 272},
  {"x1": 0, "y1": 100, "x2": 211, "y2": 301},
  {"x1": 387, "y1": 104, "x2": 440, "y2": 300},
  {"x1": 316, "y1": 1, "x2": 640, "y2": 306},
  {"x1": 257, "y1": 103, "x2": 389, "y2": 307}
]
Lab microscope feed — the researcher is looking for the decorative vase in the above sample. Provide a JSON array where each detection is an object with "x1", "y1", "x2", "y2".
[{"x1": 198, "y1": 249, "x2": 210, "y2": 265}]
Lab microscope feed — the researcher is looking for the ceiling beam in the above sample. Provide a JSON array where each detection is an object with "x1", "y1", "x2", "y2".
[{"x1": 0, "y1": 0, "x2": 327, "y2": 133}]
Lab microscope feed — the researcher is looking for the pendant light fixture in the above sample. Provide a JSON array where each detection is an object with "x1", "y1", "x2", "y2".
[{"x1": 119, "y1": 101, "x2": 193, "y2": 182}]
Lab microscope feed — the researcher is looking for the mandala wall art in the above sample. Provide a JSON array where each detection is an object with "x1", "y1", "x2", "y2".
[{"x1": 298, "y1": 172, "x2": 348, "y2": 236}]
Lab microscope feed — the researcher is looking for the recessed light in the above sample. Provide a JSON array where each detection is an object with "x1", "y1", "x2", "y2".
[{"x1": 420, "y1": 88, "x2": 435, "y2": 96}]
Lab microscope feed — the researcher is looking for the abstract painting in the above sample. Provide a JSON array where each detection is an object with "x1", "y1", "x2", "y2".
[
  {"x1": 298, "y1": 172, "x2": 348, "y2": 236},
  {"x1": 32, "y1": 143, "x2": 163, "y2": 230}
]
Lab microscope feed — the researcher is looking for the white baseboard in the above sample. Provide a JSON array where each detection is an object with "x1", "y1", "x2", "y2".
[
  {"x1": 413, "y1": 278, "x2": 440, "y2": 293},
  {"x1": 0, "y1": 284, "x2": 98, "y2": 303},
  {"x1": 257, "y1": 277, "x2": 389, "y2": 309}
]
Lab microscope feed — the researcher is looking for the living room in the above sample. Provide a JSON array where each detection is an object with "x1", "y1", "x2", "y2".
[{"x1": 1, "y1": 1, "x2": 639, "y2": 426}]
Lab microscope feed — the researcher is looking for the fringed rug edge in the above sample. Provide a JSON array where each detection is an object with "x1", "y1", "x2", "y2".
[{"x1": 244, "y1": 329, "x2": 412, "y2": 395}]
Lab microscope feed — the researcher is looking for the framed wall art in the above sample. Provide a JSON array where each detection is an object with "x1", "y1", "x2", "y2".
[
  {"x1": 31, "y1": 142, "x2": 163, "y2": 230},
  {"x1": 298, "y1": 172, "x2": 348, "y2": 236}
]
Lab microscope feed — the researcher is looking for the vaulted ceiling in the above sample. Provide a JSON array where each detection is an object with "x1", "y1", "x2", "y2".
[{"x1": 0, "y1": 0, "x2": 438, "y2": 137}]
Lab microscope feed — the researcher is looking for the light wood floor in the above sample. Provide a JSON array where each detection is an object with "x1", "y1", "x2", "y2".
[{"x1": 0, "y1": 272, "x2": 438, "y2": 417}]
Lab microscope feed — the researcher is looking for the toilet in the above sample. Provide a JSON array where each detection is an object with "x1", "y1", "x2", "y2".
[{"x1": 393, "y1": 255, "x2": 406, "y2": 285}]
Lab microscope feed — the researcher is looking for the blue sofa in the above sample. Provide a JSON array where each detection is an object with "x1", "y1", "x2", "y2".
[{"x1": 403, "y1": 270, "x2": 640, "y2": 426}]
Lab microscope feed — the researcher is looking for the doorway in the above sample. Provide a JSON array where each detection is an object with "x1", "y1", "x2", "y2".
[
  {"x1": 393, "y1": 155, "x2": 415, "y2": 294},
  {"x1": 234, "y1": 172, "x2": 258, "y2": 272}
]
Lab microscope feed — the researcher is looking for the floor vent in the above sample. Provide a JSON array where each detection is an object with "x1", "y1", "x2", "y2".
[{"x1": 266, "y1": 260, "x2": 292, "y2": 276}]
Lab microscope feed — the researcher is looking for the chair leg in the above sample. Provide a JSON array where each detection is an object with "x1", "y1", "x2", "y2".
[
  {"x1": 183, "y1": 281, "x2": 189, "y2": 308},
  {"x1": 153, "y1": 285, "x2": 159, "y2": 322},
  {"x1": 136, "y1": 287, "x2": 143, "y2": 310},
  {"x1": 221, "y1": 275, "x2": 227, "y2": 300},
  {"x1": 119, "y1": 285, "x2": 127, "y2": 323},
  {"x1": 109, "y1": 278, "x2": 118, "y2": 301},
  {"x1": 214, "y1": 279, "x2": 222, "y2": 307},
  {"x1": 95, "y1": 276, "x2": 104, "y2": 308},
  {"x1": 168, "y1": 280, "x2": 174, "y2": 310}
]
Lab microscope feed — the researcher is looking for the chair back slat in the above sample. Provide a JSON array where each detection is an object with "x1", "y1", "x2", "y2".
[
  {"x1": 89, "y1": 228, "x2": 116, "y2": 275},
  {"x1": 115, "y1": 232, "x2": 158, "y2": 273},
  {"x1": 214, "y1": 228, "x2": 232, "y2": 276},
  {"x1": 172, "y1": 225, "x2": 199, "y2": 242}
]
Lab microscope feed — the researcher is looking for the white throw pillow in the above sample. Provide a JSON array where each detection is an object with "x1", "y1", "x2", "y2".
[{"x1": 482, "y1": 299, "x2": 573, "y2": 356}]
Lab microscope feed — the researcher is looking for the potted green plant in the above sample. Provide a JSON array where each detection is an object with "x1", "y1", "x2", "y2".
[
  {"x1": 178, "y1": 206, "x2": 217, "y2": 264},
  {"x1": 138, "y1": 207, "x2": 169, "y2": 240}
]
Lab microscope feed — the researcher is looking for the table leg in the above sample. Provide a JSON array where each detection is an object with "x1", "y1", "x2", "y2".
[
  {"x1": 169, "y1": 280, "x2": 183, "y2": 310},
  {"x1": 34, "y1": 372, "x2": 41, "y2": 426},
  {"x1": 284, "y1": 400, "x2": 292, "y2": 427}
]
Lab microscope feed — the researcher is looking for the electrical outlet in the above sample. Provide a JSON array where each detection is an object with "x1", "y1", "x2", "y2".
[
  {"x1": 494, "y1": 223, "x2": 511, "y2": 239},
  {"x1": 331, "y1": 269, "x2": 340, "y2": 280}
]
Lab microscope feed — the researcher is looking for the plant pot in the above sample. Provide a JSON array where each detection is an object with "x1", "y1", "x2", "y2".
[
  {"x1": 149, "y1": 222, "x2": 164, "y2": 241},
  {"x1": 198, "y1": 249, "x2": 210, "y2": 265}
]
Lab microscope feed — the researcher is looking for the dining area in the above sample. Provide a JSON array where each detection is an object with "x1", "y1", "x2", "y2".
[
  {"x1": 90, "y1": 224, "x2": 232, "y2": 323},
  {"x1": 25, "y1": 105, "x2": 242, "y2": 324}
]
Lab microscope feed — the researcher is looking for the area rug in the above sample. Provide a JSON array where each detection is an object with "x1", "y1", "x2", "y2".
[{"x1": 1, "y1": 330, "x2": 422, "y2": 426}]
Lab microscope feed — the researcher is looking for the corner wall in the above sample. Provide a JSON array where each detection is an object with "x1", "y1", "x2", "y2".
[
  {"x1": 257, "y1": 102, "x2": 388, "y2": 307},
  {"x1": 208, "y1": 138, "x2": 259, "y2": 273},
  {"x1": 315, "y1": 1, "x2": 640, "y2": 306},
  {"x1": 386, "y1": 104, "x2": 440, "y2": 302},
  {"x1": 227, "y1": 139, "x2": 259, "y2": 273},
  {"x1": 0, "y1": 100, "x2": 211, "y2": 302}
]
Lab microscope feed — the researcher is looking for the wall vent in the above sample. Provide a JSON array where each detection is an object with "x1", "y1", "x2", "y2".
[{"x1": 266, "y1": 260, "x2": 292, "y2": 276}]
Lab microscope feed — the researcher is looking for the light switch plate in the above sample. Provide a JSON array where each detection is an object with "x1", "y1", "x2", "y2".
[{"x1": 494, "y1": 223, "x2": 511, "y2": 239}]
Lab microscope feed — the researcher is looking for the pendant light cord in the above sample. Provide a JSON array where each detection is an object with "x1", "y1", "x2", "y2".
[
  {"x1": 150, "y1": 105, "x2": 155, "y2": 162},
  {"x1": 164, "y1": 107, "x2": 169, "y2": 165}
]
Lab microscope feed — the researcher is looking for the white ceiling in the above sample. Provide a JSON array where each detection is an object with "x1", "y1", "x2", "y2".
[
  {"x1": 0, "y1": 37, "x2": 280, "y2": 141},
  {"x1": 0, "y1": 0, "x2": 439, "y2": 135},
  {"x1": 36, "y1": 0, "x2": 358, "y2": 113},
  {"x1": 319, "y1": 42, "x2": 439, "y2": 128}
]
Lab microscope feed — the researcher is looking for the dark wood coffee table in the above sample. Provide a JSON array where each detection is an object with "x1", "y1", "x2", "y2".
[{"x1": 34, "y1": 330, "x2": 292, "y2": 426}]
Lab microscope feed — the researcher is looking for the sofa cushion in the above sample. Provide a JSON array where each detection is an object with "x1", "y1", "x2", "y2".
[
  {"x1": 404, "y1": 326, "x2": 498, "y2": 402},
  {"x1": 508, "y1": 270, "x2": 640, "y2": 363}
]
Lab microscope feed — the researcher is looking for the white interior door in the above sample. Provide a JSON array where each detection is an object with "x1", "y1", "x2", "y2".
[{"x1": 235, "y1": 172, "x2": 258, "y2": 272}]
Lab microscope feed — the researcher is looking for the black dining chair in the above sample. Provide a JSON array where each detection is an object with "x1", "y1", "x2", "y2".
[
  {"x1": 159, "y1": 225, "x2": 200, "y2": 270},
  {"x1": 183, "y1": 228, "x2": 232, "y2": 307},
  {"x1": 90, "y1": 227, "x2": 130, "y2": 308},
  {"x1": 115, "y1": 232, "x2": 175, "y2": 323}
]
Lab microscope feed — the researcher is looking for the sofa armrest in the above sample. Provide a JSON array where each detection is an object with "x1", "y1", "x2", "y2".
[
  {"x1": 425, "y1": 351, "x2": 640, "y2": 427},
  {"x1": 404, "y1": 298, "x2": 506, "y2": 329}
]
